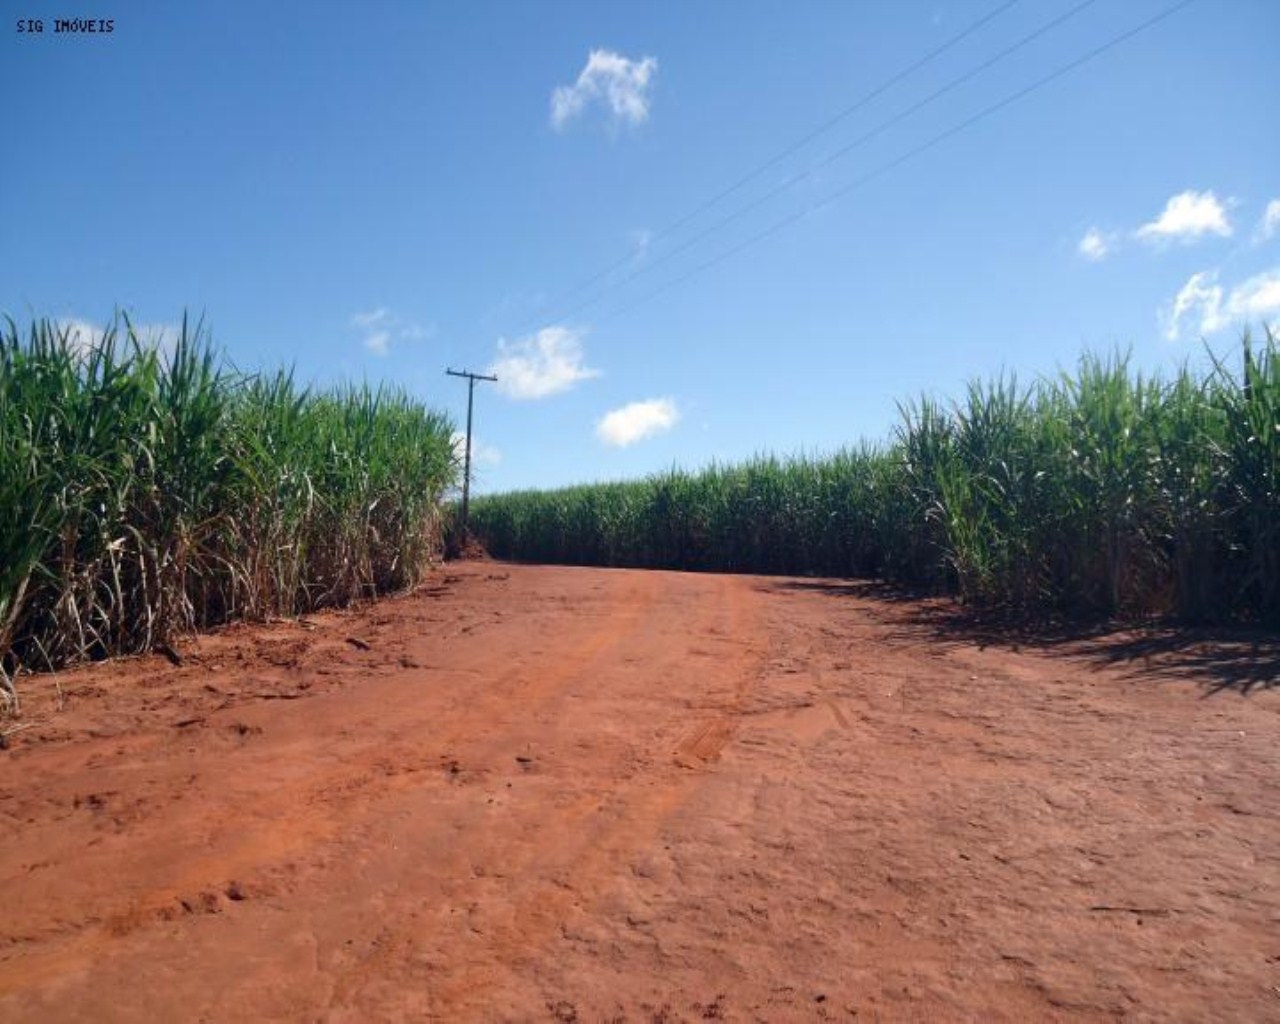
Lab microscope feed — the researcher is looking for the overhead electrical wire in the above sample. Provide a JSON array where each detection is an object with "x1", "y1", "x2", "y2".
[
  {"x1": 506, "y1": 0, "x2": 1024, "y2": 336},
  {"x1": 584, "y1": 0, "x2": 1199, "y2": 330},
  {"x1": 534, "y1": 0, "x2": 1104, "y2": 331}
]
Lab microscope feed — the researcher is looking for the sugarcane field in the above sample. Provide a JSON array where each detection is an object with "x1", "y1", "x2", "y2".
[{"x1": 4, "y1": 1, "x2": 1278, "y2": 1020}]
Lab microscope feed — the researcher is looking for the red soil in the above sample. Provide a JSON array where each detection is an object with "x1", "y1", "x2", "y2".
[{"x1": 1, "y1": 563, "x2": 1277, "y2": 1021}]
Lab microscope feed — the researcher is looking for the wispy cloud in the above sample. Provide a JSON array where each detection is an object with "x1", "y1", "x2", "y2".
[
  {"x1": 1255, "y1": 199, "x2": 1280, "y2": 244},
  {"x1": 630, "y1": 227, "x2": 654, "y2": 262},
  {"x1": 1078, "y1": 227, "x2": 1112, "y2": 262},
  {"x1": 350, "y1": 308, "x2": 432, "y2": 357},
  {"x1": 551, "y1": 49, "x2": 658, "y2": 131},
  {"x1": 451, "y1": 431, "x2": 502, "y2": 467},
  {"x1": 1163, "y1": 266, "x2": 1280, "y2": 341},
  {"x1": 1136, "y1": 190, "x2": 1233, "y2": 245},
  {"x1": 596, "y1": 397, "x2": 678, "y2": 447},
  {"x1": 488, "y1": 326, "x2": 600, "y2": 400}
]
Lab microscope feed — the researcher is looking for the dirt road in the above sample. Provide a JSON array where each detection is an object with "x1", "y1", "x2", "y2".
[{"x1": 2, "y1": 564, "x2": 1277, "y2": 1021}]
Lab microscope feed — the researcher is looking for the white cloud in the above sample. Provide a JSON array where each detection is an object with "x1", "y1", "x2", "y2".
[
  {"x1": 351, "y1": 308, "x2": 389, "y2": 329},
  {"x1": 1136, "y1": 190, "x2": 1233, "y2": 244},
  {"x1": 134, "y1": 322, "x2": 180, "y2": 352},
  {"x1": 596, "y1": 397, "x2": 679, "y2": 447},
  {"x1": 1223, "y1": 269, "x2": 1280, "y2": 324},
  {"x1": 1255, "y1": 199, "x2": 1280, "y2": 243},
  {"x1": 350, "y1": 307, "x2": 430, "y2": 356},
  {"x1": 1164, "y1": 272, "x2": 1223, "y2": 340},
  {"x1": 478, "y1": 441, "x2": 502, "y2": 466},
  {"x1": 56, "y1": 317, "x2": 106, "y2": 355},
  {"x1": 630, "y1": 227, "x2": 654, "y2": 261},
  {"x1": 551, "y1": 49, "x2": 658, "y2": 131},
  {"x1": 1078, "y1": 227, "x2": 1111, "y2": 262},
  {"x1": 451, "y1": 431, "x2": 502, "y2": 467},
  {"x1": 55, "y1": 317, "x2": 179, "y2": 357},
  {"x1": 488, "y1": 326, "x2": 600, "y2": 400},
  {"x1": 1163, "y1": 266, "x2": 1280, "y2": 341}
]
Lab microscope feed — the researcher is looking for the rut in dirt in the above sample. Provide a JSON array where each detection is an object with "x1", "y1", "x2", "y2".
[{"x1": 1, "y1": 562, "x2": 1277, "y2": 1021}]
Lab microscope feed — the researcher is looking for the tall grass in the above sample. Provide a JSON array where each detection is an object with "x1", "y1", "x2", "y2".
[
  {"x1": 0, "y1": 314, "x2": 457, "y2": 710},
  {"x1": 472, "y1": 330, "x2": 1279, "y2": 625}
]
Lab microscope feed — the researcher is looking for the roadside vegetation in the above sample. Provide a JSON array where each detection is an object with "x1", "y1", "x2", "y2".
[
  {"x1": 0, "y1": 314, "x2": 457, "y2": 711},
  {"x1": 473, "y1": 329, "x2": 1279, "y2": 626}
]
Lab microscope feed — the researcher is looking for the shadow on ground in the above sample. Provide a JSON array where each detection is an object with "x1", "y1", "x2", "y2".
[{"x1": 759, "y1": 578, "x2": 1280, "y2": 697}]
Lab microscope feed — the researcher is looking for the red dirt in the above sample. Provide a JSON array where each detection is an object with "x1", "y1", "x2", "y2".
[{"x1": 1, "y1": 563, "x2": 1277, "y2": 1021}]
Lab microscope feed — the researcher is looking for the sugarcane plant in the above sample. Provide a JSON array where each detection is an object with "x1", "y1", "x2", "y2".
[{"x1": 0, "y1": 313, "x2": 458, "y2": 711}]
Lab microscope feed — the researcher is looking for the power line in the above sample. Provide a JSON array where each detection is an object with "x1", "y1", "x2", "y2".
[
  {"x1": 507, "y1": 0, "x2": 1023, "y2": 337},
  {"x1": 538, "y1": 0, "x2": 1102, "y2": 330},
  {"x1": 591, "y1": 0, "x2": 1198, "y2": 329}
]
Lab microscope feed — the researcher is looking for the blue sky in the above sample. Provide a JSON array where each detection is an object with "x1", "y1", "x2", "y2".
[{"x1": 3, "y1": 0, "x2": 1278, "y2": 493}]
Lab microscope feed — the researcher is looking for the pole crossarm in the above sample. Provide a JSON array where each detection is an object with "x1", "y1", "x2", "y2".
[
  {"x1": 445, "y1": 368, "x2": 498, "y2": 548},
  {"x1": 446, "y1": 369, "x2": 498, "y2": 382}
]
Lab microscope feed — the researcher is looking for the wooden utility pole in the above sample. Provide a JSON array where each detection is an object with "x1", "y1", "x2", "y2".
[{"x1": 446, "y1": 368, "x2": 497, "y2": 545}]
